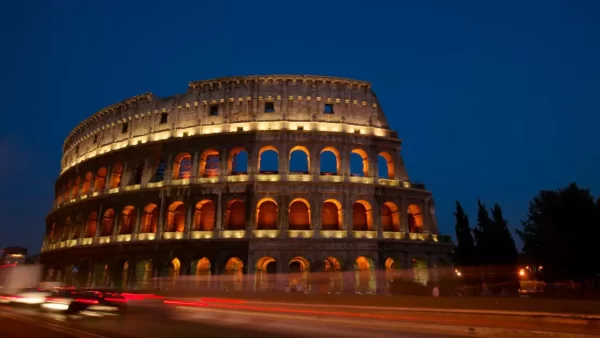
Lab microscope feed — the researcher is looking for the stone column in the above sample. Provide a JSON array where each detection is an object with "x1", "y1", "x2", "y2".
[
  {"x1": 133, "y1": 207, "x2": 142, "y2": 238},
  {"x1": 156, "y1": 192, "x2": 165, "y2": 240},
  {"x1": 141, "y1": 158, "x2": 150, "y2": 187},
  {"x1": 184, "y1": 196, "x2": 192, "y2": 238},
  {"x1": 111, "y1": 211, "x2": 120, "y2": 240},
  {"x1": 215, "y1": 192, "x2": 223, "y2": 237},
  {"x1": 94, "y1": 204, "x2": 104, "y2": 242},
  {"x1": 191, "y1": 151, "x2": 199, "y2": 179},
  {"x1": 164, "y1": 154, "x2": 173, "y2": 182},
  {"x1": 120, "y1": 161, "x2": 128, "y2": 188},
  {"x1": 104, "y1": 165, "x2": 112, "y2": 193},
  {"x1": 311, "y1": 194, "x2": 321, "y2": 238}
]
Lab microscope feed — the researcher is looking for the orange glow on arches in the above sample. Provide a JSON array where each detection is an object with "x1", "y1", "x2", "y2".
[
  {"x1": 166, "y1": 201, "x2": 185, "y2": 232},
  {"x1": 81, "y1": 171, "x2": 92, "y2": 195},
  {"x1": 101, "y1": 209, "x2": 115, "y2": 236},
  {"x1": 120, "y1": 206, "x2": 135, "y2": 235},
  {"x1": 228, "y1": 147, "x2": 248, "y2": 174},
  {"x1": 225, "y1": 199, "x2": 245, "y2": 230},
  {"x1": 288, "y1": 198, "x2": 311, "y2": 230},
  {"x1": 199, "y1": 149, "x2": 219, "y2": 177},
  {"x1": 256, "y1": 198, "x2": 278, "y2": 230},
  {"x1": 407, "y1": 204, "x2": 423, "y2": 232},
  {"x1": 381, "y1": 202, "x2": 401, "y2": 232},
  {"x1": 94, "y1": 167, "x2": 107, "y2": 192},
  {"x1": 351, "y1": 148, "x2": 369, "y2": 177},
  {"x1": 322, "y1": 199, "x2": 342, "y2": 230},
  {"x1": 352, "y1": 200, "x2": 373, "y2": 231},
  {"x1": 109, "y1": 163, "x2": 123, "y2": 189},
  {"x1": 194, "y1": 200, "x2": 215, "y2": 231},
  {"x1": 378, "y1": 152, "x2": 395, "y2": 179},
  {"x1": 172, "y1": 153, "x2": 192, "y2": 179},
  {"x1": 141, "y1": 203, "x2": 158, "y2": 233},
  {"x1": 320, "y1": 146, "x2": 340, "y2": 174}
]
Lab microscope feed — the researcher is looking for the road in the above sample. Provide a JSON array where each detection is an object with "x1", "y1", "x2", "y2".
[{"x1": 0, "y1": 304, "x2": 468, "y2": 338}]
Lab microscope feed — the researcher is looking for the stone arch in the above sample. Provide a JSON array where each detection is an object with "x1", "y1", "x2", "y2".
[
  {"x1": 85, "y1": 212, "x2": 97, "y2": 238},
  {"x1": 64, "y1": 181, "x2": 72, "y2": 200},
  {"x1": 81, "y1": 171, "x2": 93, "y2": 194},
  {"x1": 109, "y1": 162, "x2": 124, "y2": 189},
  {"x1": 322, "y1": 199, "x2": 342, "y2": 230},
  {"x1": 101, "y1": 208, "x2": 115, "y2": 236},
  {"x1": 288, "y1": 198, "x2": 310, "y2": 230},
  {"x1": 199, "y1": 149, "x2": 220, "y2": 177},
  {"x1": 256, "y1": 197, "x2": 278, "y2": 230},
  {"x1": 355, "y1": 256, "x2": 375, "y2": 294},
  {"x1": 192, "y1": 257, "x2": 211, "y2": 289},
  {"x1": 407, "y1": 204, "x2": 424, "y2": 233},
  {"x1": 258, "y1": 145, "x2": 279, "y2": 173},
  {"x1": 255, "y1": 256, "x2": 277, "y2": 291},
  {"x1": 224, "y1": 257, "x2": 244, "y2": 291},
  {"x1": 225, "y1": 199, "x2": 245, "y2": 230},
  {"x1": 412, "y1": 257, "x2": 429, "y2": 286},
  {"x1": 350, "y1": 148, "x2": 369, "y2": 177},
  {"x1": 352, "y1": 200, "x2": 373, "y2": 231},
  {"x1": 229, "y1": 147, "x2": 248, "y2": 174},
  {"x1": 141, "y1": 203, "x2": 158, "y2": 233},
  {"x1": 193, "y1": 200, "x2": 215, "y2": 231},
  {"x1": 94, "y1": 167, "x2": 107, "y2": 192},
  {"x1": 166, "y1": 201, "x2": 185, "y2": 232},
  {"x1": 378, "y1": 152, "x2": 395, "y2": 179},
  {"x1": 131, "y1": 163, "x2": 144, "y2": 185},
  {"x1": 288, "y1": 256, "x2": 310, "y2": 291},
  {"x1": 381, "y1": 202, "x2": 401, "y2": 232},
  {"x1": 172, "y1": 152, "x2": 193, "y2": 179},
  {"x1": 135, "y1": 259, "x2": 153, "y2": 290},
  {"x1": 62, "y1": 217, "x2": 72, "y2": 241},
  {"x1": 116, "y1": 260, "x2": 129, "y2": 289},
  {"x1": 71, "y1": 215, "x2": 83, "y2": 240},
  {"x1": 320, "y1": 146, "x2": 340, "y2": 175},
  {"x1": 324, "y1": 256, "x2": 343, "y2": 293},
  {"x1": 72, "y1": 176, "x2": 81, "y2": 198},
  {"x1": 289, "y1": 146, "x2": 310, "y2": 174},
  {"x1": 168, "y1": 258, "x2": 181, "y2": 279},
  {"x1": 119, "y1": 206, "x2": 135, "y2": 235}
]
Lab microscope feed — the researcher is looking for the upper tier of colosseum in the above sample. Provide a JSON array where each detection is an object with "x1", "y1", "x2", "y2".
[{"x1": 61, "y1": 75, "x2": 393, "y2": 172}]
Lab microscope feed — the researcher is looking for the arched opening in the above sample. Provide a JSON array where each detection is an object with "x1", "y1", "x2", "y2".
[
  {"x1": 229, "y1": 147, "x2": 248, "y2": 175},
  {"x1": 101, "y1": 209, "x2": 115, "y2": 236},
  {"x1": 168, "y1": 258, "x2": 181, "y2": 282},
  {"x1": 289, "y1": 146, "x2": 309, "y2": 174},
  {"x1": 64, "y1": 181, "x2": 72, "y2": 201},
  {"x1": 72, "y1": 176, "x2": 81, "y2": 198},
  {"x1": 377, "y1": 152, "x2": 395, "y2": 179},
  {"x1": 199, "y1": 149, "x2": 220, "y2": 177},
  {"x1": 320, "y1": 146, "x2": 340, "y2": 175},
  {"x1": 412, "y1": 257, "x2": 429, "y2": 286},
  {"x1": 224, "y1": 257, "x2": 244, "y2": 291},
  {"x1": 120, "y1": 206, "x2": 135, "y2": 235},
  {"x1": 75, "y1": 260, "x2": 91, "y2": 288},
  {"x1": 381, "y1": 202, "x2": 401, "y2": 232},
  {"x1": 288, "y1": 257, "x2": 310, "y2": 292},
  {"x1": 407, "y1": 204, "x2": 424, "y2": 233},
  {"x1": 256, "y1": 198, "x2": 278, "y2": 230},
  {"x1": 225, "y1": 199, "x2": 246, "y2": 230},
  {"x1": 85, "y1": 212, "x2": 97, "y2": 238},
  {"x1": 324, "y1": 257, "x2": 342, "y2": 293},
  {"x1": 135, "y1": 260, "x2": 153, "y2": 290},
  {"x1": 258, "y1": 145, "x2": 279, "y2": 174},
  {"x1": 288, "y1": 198, "x2": 310, "y2": 230},
  {"x1": 131, "y1": 164, "x2": 144, "y2": 185},
  {"x1": 56, "y1": 188, "x2": 63, "y2": 205},
  {"x1": 141, "y1": 204, "x2": 158, "y2": 233},
  {"x1": 109, "y1": 162, "x2": 124, "y2": 189},
  {"x1": 172, "y1": 153, "x2": 193, "y2": 179},
  {"x1": 81, "y1": 171, "x2": 92, "y2": 194},
  {"x1": 62, "y1": 217, "x2": 72, "y2": 241},
  {"x1": 194, "y1": 200, "x2": 215, "y2": 231},
  {"x1": 350, "y1": 149, "x2": 369, "y2": 177},
  {"x1": 355, "y1": 256, "x2": 375, "y2": 294},
  {"x1": 384, "y1": 258, "x2": 397, "y2": 292},
  {"x1": 193, "y1": 257, "x2": 211, "y2": 289},
  {"x1": 255, "y1": 256, "x2": 277, "y2": 291},
  {"x1": 352, "y1": 200, "x2": 373, "y2": 231},
  {"x1": 94, "y1": 167, "x2": 107, "y2": 192},
  {"x1": 166, "y1": 201, "x2": 185, "y2": 232},
  {"x1": 71, "y1": 215, "x2": 83, "y2": 240},
  {"x1": 121, "y1": 261, "x2": 129, "y2": 289},
  {"x1": 150, "y1": 160, "x2": 167, "y2": 182},
  {"x1": 322, "y1": 199, "x2": 342, "y2": 230}
]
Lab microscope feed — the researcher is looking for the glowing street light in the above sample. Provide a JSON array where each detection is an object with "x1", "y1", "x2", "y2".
[
  {"x1": 455, "y1": 269, "x2": 462, "y2": 277},
  {"x1": 519, "y1": 269, "x2": 526, "y2": 277}
]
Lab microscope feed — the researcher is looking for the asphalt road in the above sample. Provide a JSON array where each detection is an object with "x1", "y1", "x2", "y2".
[{"x1": 0, "y1": 304, "x2": 467, "y2": 338}]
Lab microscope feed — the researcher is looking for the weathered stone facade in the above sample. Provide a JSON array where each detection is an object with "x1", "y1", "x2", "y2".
[{"x1": 41, "y1": 75, "x2": 451, "y2": 292}]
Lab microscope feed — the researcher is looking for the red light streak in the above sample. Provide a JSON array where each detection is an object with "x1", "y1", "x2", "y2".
[
  {"x1": 200, "y1": 297, "x2": 247, "y2": 304},
  {"x1": 164, "y1": 300, "x2": 207, "y2": 307},
  {"x1": 75, "y1": 298, "x2": 98, "y2": 304},
  {"x1": 104, "y1": 297, "x2": 127, "y2": 303}
]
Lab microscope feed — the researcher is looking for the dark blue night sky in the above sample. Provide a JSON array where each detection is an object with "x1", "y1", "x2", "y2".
[{"x1": 1, "y1": 1, "x2": 599, "y2": 252}]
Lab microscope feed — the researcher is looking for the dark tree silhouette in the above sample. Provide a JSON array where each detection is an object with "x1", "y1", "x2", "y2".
[
  {"x1": 453, "y1": 201, "x2": 476, "y2": 267},
  {"x1": 517, "y1": 183, "x2": 600, "y2": 284}
]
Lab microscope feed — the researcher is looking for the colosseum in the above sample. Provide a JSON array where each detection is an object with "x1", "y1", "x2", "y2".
[{"x1": 41, "y1": 74, "x2": 452, "y2": 294}]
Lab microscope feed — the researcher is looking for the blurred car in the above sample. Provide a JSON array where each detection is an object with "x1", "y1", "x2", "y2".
[
  {"x1": 41, "y1": 290, "x2": 128, "y2": 315},
  {"x1": 0, "y1": 287, "x2": 52, "y2": 306}
]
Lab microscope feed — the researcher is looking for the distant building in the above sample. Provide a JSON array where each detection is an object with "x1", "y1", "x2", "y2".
[{"x1": 2, "y1": 246, "x2": 28, "y2": 266}]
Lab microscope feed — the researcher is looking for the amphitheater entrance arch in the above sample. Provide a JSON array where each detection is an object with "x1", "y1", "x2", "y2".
[
  {"x1": 191, "y1": 257, "x2": 211, "y2": 289},
  {"x1": 120, "y1": 206, "x2": 135, "y2": 235},
  {"x1": 355, "y1": 256, "x2": 375, "y2": 294},
  {"x1": 255, "y1": 256, "x2": 276, "y2": 291},
  {"x1": 320, "y1": 146, "x2": 340, "y2": 175},
  {"x1": 85, "y1": 212, "x2": 97, "y2": 238},
  {"x1": 194, "y1": 200, "x2": 215, "y2": 231},
  {"x1": 113, "y1": 260, "x2": 129, "y2": 290},
  {"x1": 172, "y1": 153, "x2": 193, "y2": 179},
  {"x1": 352, "y1": 200, "x2": 373, "y2": 231},
  {"x1": 101, "y1": 209, "x2": 115, "y2": 236},
  {"x1": 407, "y1": 204, "x2": 423, "y2": 233},
  {"x1": 377, "y1": 152, "x2": 395, "y2": 179},
  {"x1": 135, "y1": 259, "x2": 153, "y2": 290},
  {"x1": 229, "y1": 147, "x2": 248, "y2": 175},
  {"x1": 288, "y1": 256, "x2": 310, "y2": 292},
  {"x1": 141, "y1": 204, "x2": 159, "y2": 233},
  {"x1": 199, "y1": 149, "x2": 219, "y2": 177},
  {"x1": 412, "y1": 257, "x2": 429, "y2": 286},
  {"x1": 323, "y1": 256, "x2": 343, "y2": 293},
  {"x1": 381, "y1": 202, "x2": 400, "y2": 232},
  {"x1": 224, "y1": 257, "x2": 244, "y2": 291},
  {"x1": 257, "y1": 198, "x2": 278, "y2": 230},
  {"x1": 258, "y1": 145, "x2": 279, "y2": 173},
  {"x1": 350, "y1": 148, "x2": 369, "y2": 177},
  {"x1": 166, "y1": 201, "x2": 185, "y2": 233}
]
